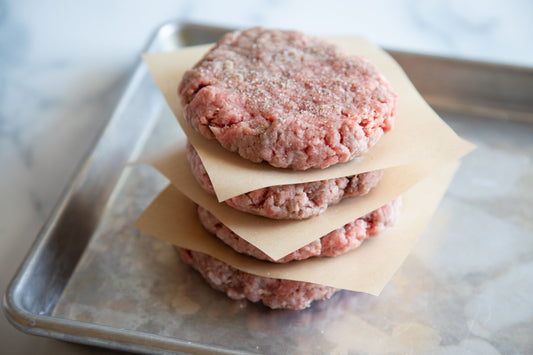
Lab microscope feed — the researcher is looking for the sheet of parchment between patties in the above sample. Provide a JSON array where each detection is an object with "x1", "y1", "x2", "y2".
[
  {"x1": 142, "y1": 37, "x2": 474, "y2": 202},
  {"x1": 144, "y1": 138, "x2": 456, "y2": 261},
  {"x1": 134, "y1": 161, "x2": 459, "y2": 295}
]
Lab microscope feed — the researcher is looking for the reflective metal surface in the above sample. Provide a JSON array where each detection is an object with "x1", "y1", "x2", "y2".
[{"x1": 4, "y1": 22, "x2": 533, "y2": 354}]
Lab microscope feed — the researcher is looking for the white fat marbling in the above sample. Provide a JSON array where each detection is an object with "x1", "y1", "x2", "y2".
[{"x1": 1, "y1": 1, "x2": 532, "y2": 353}]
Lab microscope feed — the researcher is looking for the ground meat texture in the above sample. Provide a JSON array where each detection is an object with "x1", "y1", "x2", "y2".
[
  {"x1": 177, "y1": 248, "x2": 339, "y2": 310},
  {"x1": 186, "y1": 141, "x2": 383, "y2": 219},
  {"x1": 197, "y1": 198, "x2": 402, "y2": 263},
  {"x1": 178, "y1": 27, "x2": 397, "y2": 170}
]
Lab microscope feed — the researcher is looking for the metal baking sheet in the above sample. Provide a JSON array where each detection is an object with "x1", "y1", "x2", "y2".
[{"x1": 4, "y1": 22, "x2": 533, "y2": 354}]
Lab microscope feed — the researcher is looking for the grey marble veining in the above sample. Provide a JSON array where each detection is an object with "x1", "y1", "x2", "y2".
[{"x1": 1, "y1": 1, "x2": 532, "y2": 353}]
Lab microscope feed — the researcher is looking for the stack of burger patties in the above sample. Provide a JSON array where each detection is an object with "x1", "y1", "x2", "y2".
[{"x1": 173, "y1": 28, "x2": 402, "y2": 310}]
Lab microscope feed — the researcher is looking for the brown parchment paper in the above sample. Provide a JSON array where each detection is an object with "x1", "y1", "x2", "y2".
[
  {"x1": 142, "y1": 38, "x2": 474, "y2": 201},
  {"x1": 135, "y1": 161, "x2": 458, "y2": 296},
  {"x1": 145, "y1": 138, "x2": 455, "y2": 261}
]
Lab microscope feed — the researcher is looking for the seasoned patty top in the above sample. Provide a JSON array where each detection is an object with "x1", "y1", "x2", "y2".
[{"x1": 178, "y1": 27, "x2": 397, "y2": 170}]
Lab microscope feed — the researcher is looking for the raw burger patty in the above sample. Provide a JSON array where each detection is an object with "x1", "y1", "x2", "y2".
[
  {"x1": 178, "y1": 248, "x2": 338, "y2": 310},
  {"x1": 178, "y1": 27, "x2": 398, "y2": 170},
  {"x1": 187, "y1": 141, "x2": 383, "y2": 219},
  {"x1": 197, "y1": 198, "x2": 402, "y2": 263}
]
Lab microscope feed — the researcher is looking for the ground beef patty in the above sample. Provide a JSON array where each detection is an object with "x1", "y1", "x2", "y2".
[
  {"x1": 178, "y1": 248, "x2": 339, "y2": 310},
  {"x1": 197, "y1": 198, "x2": 401, "y2": 263},
  {"x1": 187, "y1": 141, "x2": 383, "y2": 219},
  {"x1": 178, "y1": 27, "x2": 398, "y2": 170}
]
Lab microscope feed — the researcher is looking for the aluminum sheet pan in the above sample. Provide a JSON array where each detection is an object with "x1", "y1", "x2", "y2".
[{"x1": 4, "y1": 22, "x2": 533, "y2": 354}]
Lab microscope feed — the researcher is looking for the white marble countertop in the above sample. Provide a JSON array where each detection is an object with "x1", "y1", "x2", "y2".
[{"x1": 1, "y1": 1, "x2": 532, "y2": 353}]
